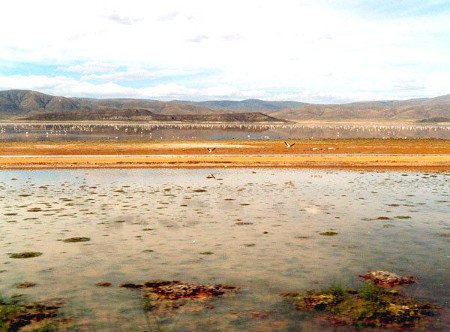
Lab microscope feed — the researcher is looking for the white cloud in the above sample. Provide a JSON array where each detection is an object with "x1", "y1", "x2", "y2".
[
  {"x1": 0, "y1": 0, "x2": 449, "y2": 101},
  {"x1": 62, "y1": 62, "x2": 119, "y2": 74}
]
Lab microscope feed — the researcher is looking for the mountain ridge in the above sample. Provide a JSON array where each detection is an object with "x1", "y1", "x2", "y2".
[{"x1": 1, "y1": 90, "x2": 449, "y2": 122}]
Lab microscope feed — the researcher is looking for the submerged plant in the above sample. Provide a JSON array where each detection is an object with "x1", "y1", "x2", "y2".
[
  {"x1": 122, "y1": 280, "x2": 238, "y2": 315},
  {"x1": 0, "y1": 293, "x2": 61, "y2": 331},
  {"x1": 284, "y1": 273, "x2": 438, "y2": 329},
  {"x1": 62, "y1": 237, "x2": 90, "y2": 243},
  {"x1": 8, "y1": 252, "x2": 42, "y2": 259}
]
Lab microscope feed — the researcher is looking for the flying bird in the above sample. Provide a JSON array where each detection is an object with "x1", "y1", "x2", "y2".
[
  {"x1": 207, "y1": 148, "x2": 216, "y2": 153},
  {"x1": 284, "y1": 142, "x2": 295, "y2": 148}
]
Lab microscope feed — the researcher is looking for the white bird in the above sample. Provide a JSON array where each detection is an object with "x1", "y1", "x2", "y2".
[
  {"x1": 284, "y1": 141, "x2": 295, "y2": 148},
  {"x1": 207, "y1": 148, "x2": 216, "y2": 153}
]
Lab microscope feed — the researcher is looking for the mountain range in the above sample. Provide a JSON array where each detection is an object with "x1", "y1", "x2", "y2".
[{"x1": 0, "y1": 89, "x2": 449, "y2": 123}]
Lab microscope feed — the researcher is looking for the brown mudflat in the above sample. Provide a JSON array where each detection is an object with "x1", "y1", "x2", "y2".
[{"x1": 0, "y1": 139, "x2": 449, "y2": 170}]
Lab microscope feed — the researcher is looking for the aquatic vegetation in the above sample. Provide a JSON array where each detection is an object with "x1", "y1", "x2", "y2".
[
  {"x1": 120, "y1": 283, "x2": 143, "y2": 289},
  {"x1": 62, "y1": 237, "x2": 91, "y2": 243},
  {"x1": 360, "y1": 271, "x2": 415, "y2": 287},
  {"x1": 319, "y1": 231, "x2": 338, "y2": 236},
  {"x1": 95, "y1": 282, "x2": 112, "y2": 287},
  {"x1": 199, "y1": 251, "x2": 214, "y2": 255},
  {"x1": 8, "y1": 252, "x2": 42, "y2": 259},
  {"x1": 27, "y1": 207, "x2": 42, "y2": 212},
  {"x1": 235, "y1": 221, "x2": 253, "y2": 225},
  {"x1": 284, "y1": 279, "x2": 437, "y2": 328},
  {"x1": 0, "y1": 294, "x2": 61, "y2": 331},
  {"x1": 122, "y1": 280, "x2": 238, "y2": 314},
  {"x1": 15, "y1": 282, "x2": 37, "y2": 289}
]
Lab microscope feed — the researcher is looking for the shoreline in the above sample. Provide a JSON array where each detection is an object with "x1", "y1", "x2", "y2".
[{"x1": 1, "y1": 139, "x2": 449, "y2": 170}]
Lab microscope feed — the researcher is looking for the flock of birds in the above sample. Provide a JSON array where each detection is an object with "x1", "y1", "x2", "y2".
[{"x1": 0, "y1": 123, "x2": 448, "y2": 140}]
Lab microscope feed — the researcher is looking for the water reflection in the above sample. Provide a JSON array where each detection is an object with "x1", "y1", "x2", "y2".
[
  {"x1": 0, "y1": 169, "x2": 449, "y2": 330},
  {"x1": 1, "y1": 122, "x2": 449, "y2": 141}
]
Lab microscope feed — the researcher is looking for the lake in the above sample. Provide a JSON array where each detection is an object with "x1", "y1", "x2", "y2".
[
  {"x1": 0, "y1": 169, "x2": 449, "y2": 330},
  {"x1": 1, "y1": 123, "x2": 449, "y2": 141}
]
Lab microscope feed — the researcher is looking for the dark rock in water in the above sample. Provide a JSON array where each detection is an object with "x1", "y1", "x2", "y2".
[
  {"x1": 360, "y1": 271, "x2": 415, "y2": 287},
  {"x1": 63, "y1": 237, "x2": 90, "y2": 243},
  {"x1": 9, "y1": 252, "x2": 42, "y2": 259}
]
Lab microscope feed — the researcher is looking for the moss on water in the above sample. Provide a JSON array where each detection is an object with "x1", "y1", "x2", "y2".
[
  {"x1": 8, "y1": 252, "x2": 42, "y2": 259},
  {"x1": 284, "y1": 276, "x2": 437, "y2": 329},
  {"x1": 62, "y1": 237, "x2": 90, "y2": 243},
  {"x1": 0, "y1": 294, "x2": 61, "y2": 331},
  {"x1": 319, "y1": 231, "x2": 338, "y2": 236}
]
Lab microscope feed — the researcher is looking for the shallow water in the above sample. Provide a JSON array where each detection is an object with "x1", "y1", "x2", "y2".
[
  {"x1": 1, "y1": 122, "x2": 449, "y2": 141},
  {"x1": 0, "y1": 169, "x2": 449, "y2": 330}
]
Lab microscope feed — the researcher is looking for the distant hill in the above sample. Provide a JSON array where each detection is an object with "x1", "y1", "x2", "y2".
[
  {"x1": 176, "y1": 99, "x2": 306, "y2": 112},
  {"x1": 269, "y1": 96, "x2": 450, "y2": 122},
  {"x1": 0, "y1": 90, "x2": 214, "y2": 119},
  {"x1": 21, "y1": 108, "x2": 283, "y2": 123},
  {"x1": 1, "y1": 90, "x2": 449, "y2": 123}
]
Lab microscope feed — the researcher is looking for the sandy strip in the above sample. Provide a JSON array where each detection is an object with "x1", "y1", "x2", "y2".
[
  {"x1": 0, "y1": 140, "x2": 449, "y2": 170},
  {"x1": 1, "y1": 154, "x2": 449, "y2": 170},
  {"x1": 1, "y1": 139, "x2": 450, "y2": 156}
]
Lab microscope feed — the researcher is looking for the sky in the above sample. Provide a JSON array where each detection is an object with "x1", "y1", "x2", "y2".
[{"x1": 0, "y1": 0, "x2": 449, "y2": 103}]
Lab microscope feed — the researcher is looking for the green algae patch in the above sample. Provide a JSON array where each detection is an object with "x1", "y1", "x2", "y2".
[
  {"x1": 8, "y1": 252, "x2": 42, "y2": 259},
  {"x1": 360, "y1": 270, "x2": 415, "y2": 287},
  {"x1": 319, "y1": 231, "x2": 338, "y2": 236},
  {"x1": 0, "y1": 294, "x2": 62, "y2": 331},
  {"x1": 62, "y1": 237, "x2": 90, "y2": 243},
  {"x1": 122, "y1": 280, "x2": 238, "y2": 315},
  {"x1": 15, "y1": 282, "x2": 37, "y2": 289},
  {"x1": 283, "y1": 275, "x2": 437, "y2": 329}
]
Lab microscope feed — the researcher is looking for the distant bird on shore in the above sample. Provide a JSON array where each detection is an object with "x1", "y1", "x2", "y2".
[
  {"x1": 284, "y1": 142, "x2": 295, "y2": 148},
  {"x1": 207, "y1": 148, "x2": 216, "y2": 153}
]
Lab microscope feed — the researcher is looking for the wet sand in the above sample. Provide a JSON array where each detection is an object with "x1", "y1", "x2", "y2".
[{"x1": 0, "y1": 139, "x2": 449, "y2": 170}]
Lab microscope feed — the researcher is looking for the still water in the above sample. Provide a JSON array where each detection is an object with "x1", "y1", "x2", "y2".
[
  {"x1": 0, "y1": 169, "x2": 449, "y2": 330},
  {"x1": 1, "y1": 123, "x2": 449, "y2": 141}
]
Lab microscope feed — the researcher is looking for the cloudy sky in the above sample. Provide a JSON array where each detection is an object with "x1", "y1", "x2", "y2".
[{"x1": 0, "y1": 0, "x2": 449, "y2": 102}]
